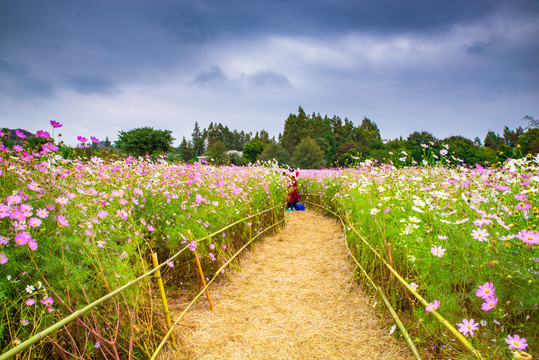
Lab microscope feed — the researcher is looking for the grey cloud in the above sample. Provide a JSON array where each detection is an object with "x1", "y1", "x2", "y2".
[
  {"x1": 192, "y1": 65, "x2": 228, "y2": 86},
  {"x1": 246, "y1": 70, "x2": 291, "y2": 89},
  {"x1": 192, "y1": 66, "x2": 291, "y2": 91},
  {"x1": 68, "y1": 75, "x2": 117, "y2": 95}
]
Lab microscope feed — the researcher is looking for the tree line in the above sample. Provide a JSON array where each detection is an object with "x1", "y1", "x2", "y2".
[
  {"x1": 163, "y1": 107, "x2": 538, "y2": 168},
  {"x1": 2, "y1": 110, "x2": 537, "y2": 169}
]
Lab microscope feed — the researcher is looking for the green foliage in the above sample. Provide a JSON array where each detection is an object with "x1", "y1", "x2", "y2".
[
  {"x1": 115, "y1": 127, "x2": 174, "y2": 157},
  {"x1": 242, "y1": 138, "x2": 265, "y2": 164},
  {"x1": 291, "y1": 137, "x2": 326, "y2": 169},
  {"x1": 207, "y1": 140, "x2": 228, "y2": 165},
  {"x1": 259, "y1": 143, "x2": 290, "y2": 166}
]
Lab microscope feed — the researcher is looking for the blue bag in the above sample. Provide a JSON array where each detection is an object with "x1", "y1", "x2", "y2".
[{"x1": 295, "y1": 203, "x2": 305, "y2": 211}]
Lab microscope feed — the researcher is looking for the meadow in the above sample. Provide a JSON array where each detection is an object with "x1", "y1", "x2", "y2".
[
  {"x1": 0, "y1": 123, "x2": 287, "y2": 358},
  {"x1": 1, "y1": 122, "x2": 537, "y2": 359},
  {"x1": 299, "y1": 152, "x2": 538, "y2": 359}
]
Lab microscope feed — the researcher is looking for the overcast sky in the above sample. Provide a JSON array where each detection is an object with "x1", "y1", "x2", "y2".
[{"x1": 1, "y1": 0, "x2": 538, "y2": 146}]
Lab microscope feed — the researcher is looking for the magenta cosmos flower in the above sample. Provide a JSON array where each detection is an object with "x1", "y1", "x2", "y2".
[
  {"x1": 457, "y1": 318, "x2": 479, "y2": 337},
  {"x1": 471, "y1": 228, "x2": 489, "y2": 241},
  {"x1": 481, "y1": 296, "x2": 498, "y2": 311},
  {"x1": 0, "y1": 253, "x2": 8, "y2": 265},
  {"x1": 430, "y1": 245, "x2": 445, "y2": 257},
  {"x1": 476, "y1": 282, "x2": 496, "y2": 299},
  {"x1": 50, "y1": 120, "x2": 62, "y2": 128},
  {"x1": 77, "y1": 136, "x2": 88, "y2": 143},
  {"x1": 425, "y1": 300, "x2": 440, "y2": 312},
  {"x1": 516, "y1": 230, "x2": 539, "y2": 245},
  {"x1": 505, "y1": 334, "x2": 528, "y2": 350},
  {"x1": 91, "y1": 136, "x2": 100, "y2": 143},
  {"x1": 36, "y1": 130, "x2": 51, "y2": 139}
]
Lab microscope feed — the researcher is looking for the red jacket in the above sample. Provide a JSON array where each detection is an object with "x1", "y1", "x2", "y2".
[{"x1": 287, "y1": 172, "x2": 299, "y2": 202}]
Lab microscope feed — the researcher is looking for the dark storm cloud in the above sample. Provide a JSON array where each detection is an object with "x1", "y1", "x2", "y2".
[{"x1": 0, "y1": 0, "x2": 538, "y2": 143}]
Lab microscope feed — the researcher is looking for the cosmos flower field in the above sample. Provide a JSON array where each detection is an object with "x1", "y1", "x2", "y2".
[
  {"x1": 299, "y1": 156, "x2": 538, "y2": 358},
  {"x1": 0, "y1": 123, "x2": 287, "y2": 358},
  {"x1": 1, "y1": 122, "x2": 537, "y2": 359}
]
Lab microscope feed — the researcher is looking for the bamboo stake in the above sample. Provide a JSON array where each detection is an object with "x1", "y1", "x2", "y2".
[
  {"x1": 249, "y1": 207, "x2": 252, "y2": 241},
  {"x1": 387, "y1": 243, "x2": 397, "y2": 310},
  {"x1": 151, "y1": 252, "x2": 176, "y2": 349},
  {"x1": 188, "y1": 231, "x2": 214, "y2": 311}
]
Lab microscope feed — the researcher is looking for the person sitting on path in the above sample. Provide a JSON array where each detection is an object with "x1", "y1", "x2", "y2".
[{"x1": 286, "y1": 168, "x2": 299, "y2": 211}]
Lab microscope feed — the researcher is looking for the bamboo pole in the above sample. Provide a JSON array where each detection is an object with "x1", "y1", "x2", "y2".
[
  {"x1": 387, "y1": 243, "x2": 397, "y2": 310},
  {"x1": 151, "y1": 252, "x2": 177, "y2": 348},
  {"x1": 249, "y1": 208, "x2": 252, "y2": 241},
  {"x1": 188, "y1": 231, "x2": 214, "y2": 312}
]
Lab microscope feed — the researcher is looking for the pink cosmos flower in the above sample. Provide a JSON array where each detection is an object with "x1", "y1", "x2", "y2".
[
  {"x1": 50, "y1": 120, "x2": 62, "y2": 128},
  {"x1": 77, "y1": 136, "x2": 87, "y2": 143},
  {"x1": 430, "y1": 245, "x2": 445, "y2": 257},
  {"x1": 457, "y1": 318, "x2": 479, "y2": 337},
  {"x1": 0, "y1": 236, "x2": 9, "y2": 245},
  {"x1": 41, "y1": 296, "x2": 54, "y2": 307},
  {"x1": 36, "y1": 130, "x2": 51, "y2": 139},
  {"x1": 10, "y1": 211, "x2": 25, "y2": 221},
  {"x1": 0, "y1": 204, "x2": 11, "y2": 218},
  {"x1": 28, "y1": 240, "x2": 38, "y2": 251},
  {"x1": 55, "y1": 196, "x2": 68, "y2": 205},
  {"x1": 28, "y1": 217, "x2": 42, "y2": 228},
  {"x1": 21, "y1": 319, "x2": 29, "y2": 326},
  {"x1": 15, "y1": 232, "x2": 31, "y2": 245},
  {"x1": 481, "y1": 296, "x2": 498, "y2": 311},
  {"x1": 195, "y1": 194, "x2": 207, "y2": 204},
  {"x1": 476, "y1": 282, "x2": 495, "y2": 299},
  {"x1": 6, "y1": 195, "x2": 22, "y2": 205},
  {"x1": 514, "y1": 193, "x2": 528, "y2": 202},
  {"x1": 505, "y1": 334, "x2": 528, "y2": 350},
  {"x1": 147, "y1": 225, "x2": 155, "y2": 232},
  {"x1": 209, "y1": 243, "x2": 215, "y2": 250},
  {"x1": 57, "y1": 215, "x2": 69, "y2": 227},
  {"x1": 515, "y1": 203, "x2": 532, "y2": 211},
  {"x1": 516, "y1": 230, "x2": 539, "y2": 245},
  {"x1": 26, "y1": 298, "x2": 35, "y2": 306},
  {"x1": 91, "y1": 136, "x2": 100, "y2": 143},
  {"x1": 471, "y1": 228, "x2": 489, "y2": 241},
  {"x1": 166, "y1": 259, "x2": 174, "y2": 267},
  {"x1": 97, "y1": 210, "x2": 109, "y2": 219},
  {"x1": 187, "y1": 241, "x2": 197, "y2": 252},
  {"x1": 35, "y1": 208, "x2": 49, "y2": 218},
  {"x1": 15, "y1": 129, "x2": 26, "y2": 138},
  {"x1": 27, "y1": 182, "x2": 43, "y2": 192},
  {"x1": 0, "y1": 253, "x2": 8, "y2": 265},
  {"x1": 437, "y1": 235, "x2": 448, "y2": 240},
  {"x1": 425, "y1": 300, "x2": 440, "y2": 312}
]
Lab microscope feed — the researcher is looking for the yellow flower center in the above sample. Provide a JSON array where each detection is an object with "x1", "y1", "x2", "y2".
[
  {"x1": 528, "y1": 236, "x2": 533, "y2": 240},
  {"x1": 467, "y1": 325, "x2": 471, "y2": 329},
  {"x1": 485, "y1": 289, "x2": 489, "y2": 293}
]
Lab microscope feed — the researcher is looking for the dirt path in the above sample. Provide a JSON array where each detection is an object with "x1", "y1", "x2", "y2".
[{"x1": 166, "y1": 209, "x2": 412, "y2": 360}]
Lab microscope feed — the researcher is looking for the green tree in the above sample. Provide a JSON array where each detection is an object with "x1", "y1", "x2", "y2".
[
  {"x1": 517, "y1": 128, "x2": 539, "y2": 155},
  {"x1": 484, "y1": 130, "x2": 503, "y2": 151},
  {"x1": 259, "y1": 143, "x2": 290, "y2": 165},
  {"x1": 115, "y1": 127, "x2": 174, "y2": 157},
  {"x1": 242, "y1": 138, "x2": 265, "y2": 164},
  {"x1": 191, "y1": 122, "x2": 205, "y2": 157},
  {"x1": 207, "y1": 140, "x2": 228, "y2": 165},
  {"x1": 178, "y1": 136, "x2": 194, "y2": 162},
  {"x1": 291, "y1": 137, "x2": 326, "y2": 169}
]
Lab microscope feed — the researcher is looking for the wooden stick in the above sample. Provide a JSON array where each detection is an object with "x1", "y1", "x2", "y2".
[
  {"x1": 151, "y1": 252, "x2": 177, "y2": 349},
  {"x1": 188, "y1": 231, "x2": 214, "y2": 312}
]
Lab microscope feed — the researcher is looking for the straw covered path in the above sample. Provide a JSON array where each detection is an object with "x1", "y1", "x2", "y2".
[{"x1": 166, "y1": 209, "x2": 412, "y2": 360}]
